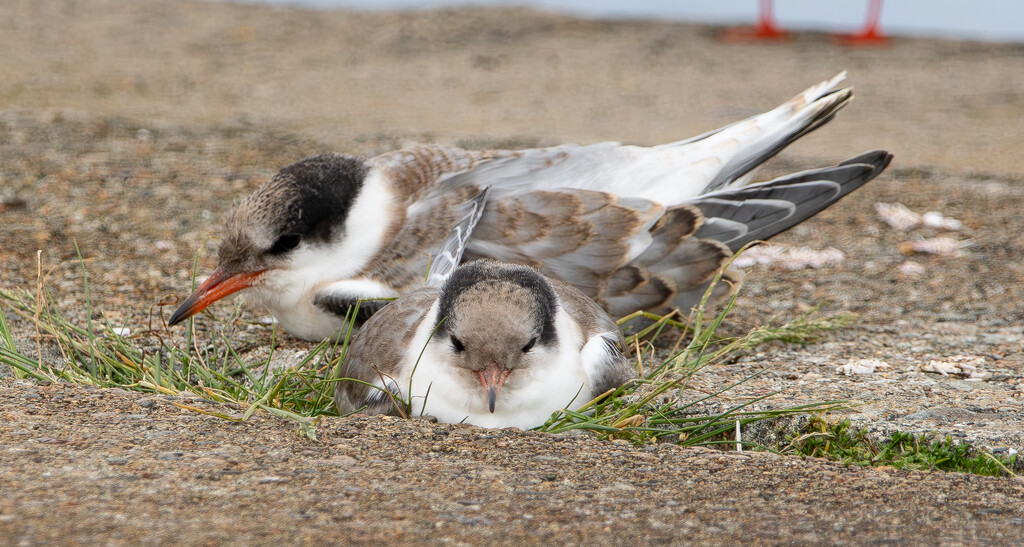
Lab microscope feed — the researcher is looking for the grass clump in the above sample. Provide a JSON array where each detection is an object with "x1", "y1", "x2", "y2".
[
  {"x1": 785, "y1": 417, "x2": 1018, "y2": 477},
  {"x1": 2, "y1": 253, "x2": 845, "y2": 448},
  {"x1": 534, "y1": 268, "x2": 849, "y2": 448},
  {"x1": 0, "y1": 256, "x2": 345, "y2": 440}
]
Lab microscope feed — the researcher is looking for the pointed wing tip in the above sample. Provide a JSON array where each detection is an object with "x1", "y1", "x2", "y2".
[{"x1": 424, "y1": 186, "x2": 491, "y2": 288}]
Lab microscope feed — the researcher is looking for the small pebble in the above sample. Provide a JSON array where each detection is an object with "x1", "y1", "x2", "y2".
[{"x1": 257, "y1": 476, "x2": 290, "y2": 484}]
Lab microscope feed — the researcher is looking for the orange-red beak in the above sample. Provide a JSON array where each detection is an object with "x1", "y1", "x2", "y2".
[
  {"x1": 167, "y1": 268, "x2": 264, "y2": 326},
  {"x1": 475, "y1": 363, "x2": 512, "y2": 413}
]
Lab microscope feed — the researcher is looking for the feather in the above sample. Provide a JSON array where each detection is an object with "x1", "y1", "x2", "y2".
[{"x1": 425, "y1": 187, "x2": 489, "y2": 287}]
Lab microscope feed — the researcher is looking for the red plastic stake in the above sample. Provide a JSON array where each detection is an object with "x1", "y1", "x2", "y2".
[
  {"x1": 834, "y1": 0, "x2": 890, "y2": 46},
  {"x1": 720, "y1": 0, "x2": 790, "y2": 42}
]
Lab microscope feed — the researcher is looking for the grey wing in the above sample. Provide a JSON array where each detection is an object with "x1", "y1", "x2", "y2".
[
  {"x1": 464, "y1": 189, "x2": 733, "y2": 317},
  {"x1": 690, "y1": 150, "x2": 893, "y2": 252},
  {"x1": 606, "y1": 151, "x2": 892, "y2": 315},
  {"x1": 374, "y1": 159, "x2": 724, "y2": 317},
  {"x1": 387, "y1": 73, "x2": 853, "y2": 206},
  {"x1": 464, "y1": 188, "x2": 664, "y2": 297},
  {"x1": 552, "y1": 280, "x2": 636, "y2": 395},
  {"x1": 334, "y1": 289, "x2": 438, "y2": 416},
  {"x1": 424, "y1": 187, "x2": 489, "y2": 288},
  {"x1": 374, "y1": 141, "x2": 680, "y2": 201},
  {"x1": 674, "y1": 72, "x2": 852, "y2": 194}
]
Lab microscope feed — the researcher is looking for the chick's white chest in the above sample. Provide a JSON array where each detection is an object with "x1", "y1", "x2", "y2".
[{"x1": 399, "y1": 305, "x2": 593, "y2": 429}]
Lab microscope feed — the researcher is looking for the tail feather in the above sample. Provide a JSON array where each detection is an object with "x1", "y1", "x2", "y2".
[
  {"x1": 662, "y1": 72, "x2": 854, "y2": 195},
  {"x1": 714, "y1": 87, "x2": 852, "y2": 192},
  {"x1": 692, "y1": 150, "x2": 892, "y2": 251}
]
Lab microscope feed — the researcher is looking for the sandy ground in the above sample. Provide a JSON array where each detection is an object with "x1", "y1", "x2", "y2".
[
  {"x1": 4, "y1": 381, "x2": 1024, "y2": 545},
  {"x1": 2, "y1": 0, "x2": 1024, "y2": 543}
]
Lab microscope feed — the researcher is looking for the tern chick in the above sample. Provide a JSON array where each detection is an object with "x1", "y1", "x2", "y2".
[{"x1": 334, "y1": 259, "x2": 635, "y2": 429}]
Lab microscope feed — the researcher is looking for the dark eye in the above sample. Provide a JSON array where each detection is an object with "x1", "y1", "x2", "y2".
[
  {"x1": 522, "y1": 337, "x2": 537, "y2": 353},
  {"x1": 450, "y1": 335, "x2": 465, "y2": 352},
  {"x1": 268, "y1": 234, "x2": 301, "y2": 255}
]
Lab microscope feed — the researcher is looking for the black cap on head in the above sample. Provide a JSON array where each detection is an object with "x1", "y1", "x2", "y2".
[{"x1": 436, "y1": 260, "x2": 558, "y2": 346}]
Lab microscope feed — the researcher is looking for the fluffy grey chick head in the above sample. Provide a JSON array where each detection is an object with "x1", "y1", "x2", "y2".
[{"x1": 432, "y1": 260, "x2": 560, "y2": 411}]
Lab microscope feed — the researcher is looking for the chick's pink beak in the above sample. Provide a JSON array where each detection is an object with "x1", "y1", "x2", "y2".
[{"x1": 475, "y1": 363, "x2": 512, "y2": 413}]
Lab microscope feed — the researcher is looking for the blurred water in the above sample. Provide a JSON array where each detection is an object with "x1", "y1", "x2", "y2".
[{"x1": 230, "y1": 0, "x2": 1024, "y2": 43}]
